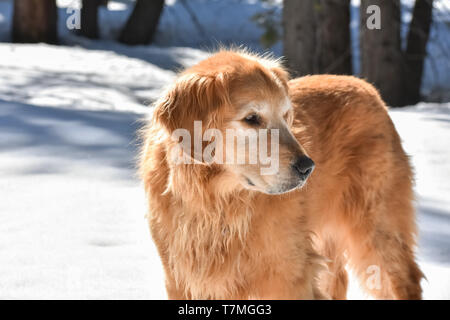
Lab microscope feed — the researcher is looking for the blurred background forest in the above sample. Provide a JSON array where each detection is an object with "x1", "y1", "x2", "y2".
[{"x1": 2, "y1": 0, "x2": 449, "y2": 106}]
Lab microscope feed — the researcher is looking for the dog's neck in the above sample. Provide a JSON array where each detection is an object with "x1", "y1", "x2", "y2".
[{"x1": 167, "y1": 162, "x2": 255, "y2": 215}]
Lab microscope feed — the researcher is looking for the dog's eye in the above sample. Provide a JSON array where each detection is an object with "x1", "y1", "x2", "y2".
[
  {"x1": 283, "y1": 110, "x2": 293, "y2": 124},
  {"x1": 243, "y1": 114, "x2": 261, "y2": 126},
  {"x1": 283, "y1": 111, "x2": 290, "y2": 121}
]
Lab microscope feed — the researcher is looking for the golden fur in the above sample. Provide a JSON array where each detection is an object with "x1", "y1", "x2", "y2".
[{"x1": 139, "y1": 50, "x2": 423, "y2": 299}]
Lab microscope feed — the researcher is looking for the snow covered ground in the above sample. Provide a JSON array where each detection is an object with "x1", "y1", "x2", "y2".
[
  {"x1": 0, "y1": 43, "x2": 164, "y2": 299},
  {"x1": 0, "y1": 43, "x2": 449, "y2": 300}
]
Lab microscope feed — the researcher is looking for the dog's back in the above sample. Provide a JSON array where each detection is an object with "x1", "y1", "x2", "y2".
[{"x1": 289, "y1": 75, "x2": 422, "y2": 299}]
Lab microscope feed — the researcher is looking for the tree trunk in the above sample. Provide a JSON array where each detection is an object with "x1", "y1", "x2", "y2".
[
  {"x1": 119, "y1": 0, "x2": 164, "y2": 45},
  {"x1": 283, "y1": 0, "x2": 316, "y2": 76},
  {"x1": 315, "y1": 0, "x2": 352, "y2": 74},
  {"x1": 12, "y1": 0, "x2": 58, "y2": 44},
  {"x1": 360, "y1": 0, "x2": 404, "y2": 107},
  {"x1": 403, "y1": 0, "x2": 434, "y2": 105},
  {"x1": 80, "y1": 0, "x2": 103, "y2": 39},
  {"x1": 283, "y1": 0, "x2": 352, "y2": 77}
]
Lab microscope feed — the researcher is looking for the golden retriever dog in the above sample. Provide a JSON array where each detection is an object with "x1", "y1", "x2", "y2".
[{"x1": 139, "y1": 49, "x2": 423, "y2": 300}]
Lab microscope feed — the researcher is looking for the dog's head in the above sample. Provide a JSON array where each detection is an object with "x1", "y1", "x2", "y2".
[{"x1": 154, "y1": 50, "x2": 314, "y2": 195}]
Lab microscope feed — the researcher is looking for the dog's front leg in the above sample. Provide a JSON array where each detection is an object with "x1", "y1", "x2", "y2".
[{"x1": 247, "y1": 274, "x2": 325, "y2": 300}]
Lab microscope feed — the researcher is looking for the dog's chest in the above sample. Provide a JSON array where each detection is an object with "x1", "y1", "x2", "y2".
[
  {"x1": 166, "y1": 209, "x2": 250, "y2": 295},
  {"x1": 164, "y1": 200, "x2": 304, "y2": 299}
]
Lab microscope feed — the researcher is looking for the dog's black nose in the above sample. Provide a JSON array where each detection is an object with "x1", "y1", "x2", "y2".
[{"x1": 292, "y1": 156, "x2": 315, "y2": 179}]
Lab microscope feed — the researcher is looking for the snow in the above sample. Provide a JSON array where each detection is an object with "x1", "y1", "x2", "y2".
[{"x1": 0, "y1": 0, "x2": 449, "y2": 300}]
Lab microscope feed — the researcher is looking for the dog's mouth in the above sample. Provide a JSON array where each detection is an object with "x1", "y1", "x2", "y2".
[
  {"x1": 266, "y1": 178, "x2": 307, "y2": 195},
  {"x1": 243, "y1": 175, "x2": 307, "y2": 195},
  {"x1": 245, "y1": 177, "x2": 255, "y2": 186}
]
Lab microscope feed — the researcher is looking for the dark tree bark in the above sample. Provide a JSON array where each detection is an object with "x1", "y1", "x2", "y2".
[
  {"x1": 12, "y1": 0, "x2": 58, "y2": 44},
  {"x1": 283, "y1": 0, "x2": 352, "y2": 77},
  {"x1": 403, "y1": 0, "x2": 434, "y2": 105},
  {"x1": 80, "y1": 0, "x2": 104, "y2": 39},
  {"x1": 360, "y1": 0, "x2": 404, "y2": 107},
  {"x1": 119, "y1": 0, "x2": 165, "y2": 45},
  {"x1": 316, "y1": 0, "x2": 352, "y2": 75},
  {"x1": 360, "y1": 0, "x2": 434, "y2": 107}
]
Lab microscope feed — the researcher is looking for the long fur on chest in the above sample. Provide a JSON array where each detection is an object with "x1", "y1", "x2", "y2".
[{"x1": 165, "y1": 199, "x2": 253, "y2": 299}]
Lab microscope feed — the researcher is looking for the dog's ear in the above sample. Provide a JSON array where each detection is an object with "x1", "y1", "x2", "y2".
[
  {"x1": 153, "y1": 72, "x2": 229, "y2": 133},
  {"x1": 270, "y1": 66, "x2": 290, "y2": 92}
]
